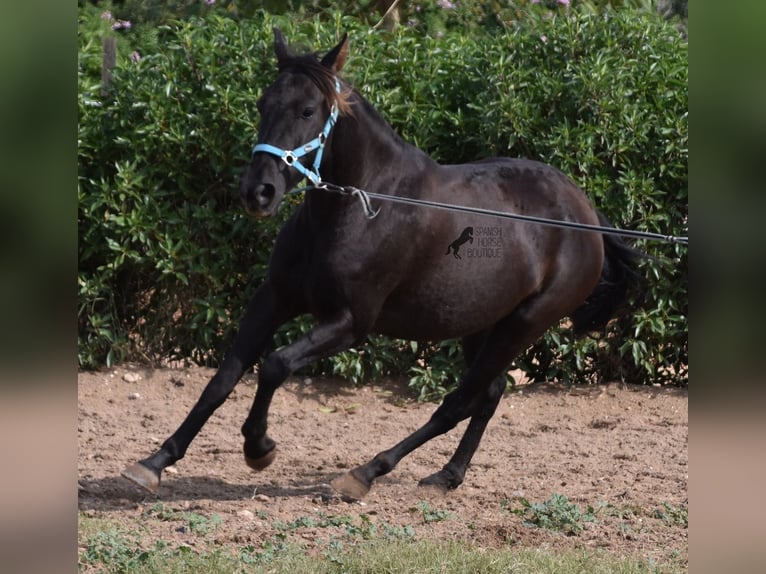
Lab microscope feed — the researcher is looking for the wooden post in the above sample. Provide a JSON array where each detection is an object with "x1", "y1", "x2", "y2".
[
  {"x1": 373, "y1": 0, "x2": 401, "y2": 30},
  {"x1": 102, "y1": 36, "x2": 117, "y2": 96}
]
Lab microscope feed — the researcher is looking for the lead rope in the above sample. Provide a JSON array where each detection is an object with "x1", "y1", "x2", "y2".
[
  {"x1": 301, "y1": 182, "x2": 380, "y2": 218},
  {"x1": 291, "y1": 183, "x2": 688, "y2": 245}
]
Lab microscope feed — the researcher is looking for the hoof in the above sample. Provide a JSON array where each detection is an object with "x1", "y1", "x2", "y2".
[
  {"x1": 331, "y1": 471, "x2": 371, "y2": 501},
  {"x1": 121, "y1": 462, "x2": 161, "y2": 494},
  {"x1": 245, "y1": 447, "x2": 277, "y2": 471},
  {"x1": 418, "y1": 470, "x2": 460, "y2": 493}
]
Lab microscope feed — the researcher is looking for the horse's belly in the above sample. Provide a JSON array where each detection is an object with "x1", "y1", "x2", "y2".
[
  {"x1": 374, "y1": 309, "x2": 498, "y2": 341},
  {"x1": 373, "y1": 279, "x2": 524, "y2": 341}
]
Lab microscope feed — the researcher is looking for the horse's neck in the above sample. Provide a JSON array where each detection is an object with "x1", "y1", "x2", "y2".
[{"x1": 323, "y1": 95, "x2": 433, "y2": 193}]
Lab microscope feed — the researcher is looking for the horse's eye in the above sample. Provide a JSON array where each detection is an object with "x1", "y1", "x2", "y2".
[{"x1": 301, "y1": 107, "x2": 315, "y2": 119}]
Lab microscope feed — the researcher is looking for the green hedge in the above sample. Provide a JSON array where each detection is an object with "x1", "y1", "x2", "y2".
[{"x1": 78, "y1": 6, "x2": 687, "y2": 392}]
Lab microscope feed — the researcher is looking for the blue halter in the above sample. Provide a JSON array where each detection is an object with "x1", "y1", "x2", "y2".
[{"x1": 251, "y1": 78, "x2": 341, "y2": 185}]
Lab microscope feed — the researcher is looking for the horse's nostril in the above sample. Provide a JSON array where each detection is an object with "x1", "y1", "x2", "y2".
[{"x1": 256, "y1": 183, "x2": 276, "y2": 207}]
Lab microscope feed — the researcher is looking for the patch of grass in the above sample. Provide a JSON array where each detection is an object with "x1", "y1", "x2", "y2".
[
  {"x1": 598, "y1": 501, "x2": 645, "y2": 521},
  {"x1": 514, "y1": 493, "x2": 597, "y2": 535},
  {"x1": 239, "y1": 535, "x2": 295, "y2": 566},
  {"x1": 342, "y1": 513, "x2": 382, "y2": 540},
  {"x1": 79, "y1": 514, "x2": 682, "y2": 574},
  {"x1": 79, "y1": 527, "x2": 149, "y2": 570},
  {"x1": 652, "y1": 502, "x2": 688, "y2": 528},
  {"x1": 273, "y1": 512, "x2": 353, "y2": 532},
  {"x1": 80, "y1": 532, "x2": 680, "y2": 574},
  {"x1": 142, "y1": 501, "x2": 222, "y2": 535},
  {"x1": 79, "y1": 516, "x2": 236, "y2": 573},
  {"x1": 412, "y1": 501, "x2": 453, "y2": 524},
  {"x1": 284, "y1": 540, "x2": 681, "y2": 574},
  {"x1": 270, "y1": 511, "x2": 414, "y2": 542}
]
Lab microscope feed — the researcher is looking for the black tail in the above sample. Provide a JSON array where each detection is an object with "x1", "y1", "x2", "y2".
[{"x1": 571, "y1": 212, "x2": 642, "y2": 338}]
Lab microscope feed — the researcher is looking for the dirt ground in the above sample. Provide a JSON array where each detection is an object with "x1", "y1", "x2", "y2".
[{"x1": 78, "y1": 366, "x2": 687, "y2": 567}]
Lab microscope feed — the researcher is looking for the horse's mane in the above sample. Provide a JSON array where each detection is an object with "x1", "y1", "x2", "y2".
[{"x1": 277, "y1": 53, "x2": 354, "y2": 116}]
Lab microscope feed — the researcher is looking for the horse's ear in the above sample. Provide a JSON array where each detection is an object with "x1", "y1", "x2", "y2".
[
  {"x1": 321, "y1": 33, "x2": 349, "y2": 73},
  {"x1": 273, "y1": 27, "x2": 292, "y2": 64}
]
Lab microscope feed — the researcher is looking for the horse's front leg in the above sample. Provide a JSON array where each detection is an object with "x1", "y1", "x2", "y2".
[
  {"x1": 240, "y1": 309, "x2": 360, "y2": 470},
  {"x1": 121, "y1": 281, "x2": 286, "y2": 493}
]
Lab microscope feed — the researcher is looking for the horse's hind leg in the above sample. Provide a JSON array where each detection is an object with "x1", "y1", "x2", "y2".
[
  {"x1": 419, "y1": 332, "x2": 506, "y2": 491},
  {"x1": 331, "y1": 363, "x2": 505, "y2": 500},
  {"x1": 121, "y1": 282, "x2": 285, "y2": 494},
  {"x1": 332, "y1": 301, "x2": 557, "y2": 499},
  {"x1": 418, "y1": 374, "x2": 506, "y2": 492}
]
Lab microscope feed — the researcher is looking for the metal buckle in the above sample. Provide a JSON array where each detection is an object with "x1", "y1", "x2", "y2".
[{"x1": 282, "y1": 150, "x2": 297, "y2": 166}]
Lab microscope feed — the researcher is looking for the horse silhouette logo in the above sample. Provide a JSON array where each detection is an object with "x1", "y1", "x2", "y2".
[{"x1": 446, "y1": 226, "x2": 474, "y2": 259}]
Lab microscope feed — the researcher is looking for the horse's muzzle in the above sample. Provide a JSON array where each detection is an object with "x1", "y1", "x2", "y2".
[{"x1": 241, "y1": 181, "x2": 278, "y2": 218}]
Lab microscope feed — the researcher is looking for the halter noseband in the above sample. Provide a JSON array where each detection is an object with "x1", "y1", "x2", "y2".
[{"x1": 251, "y1": 78, "x2": 341, "y2": 186}]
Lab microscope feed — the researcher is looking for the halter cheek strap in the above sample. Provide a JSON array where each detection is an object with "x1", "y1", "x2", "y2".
[{"x1": 252, "y1": 78, "x2": 341, "y2": 185}]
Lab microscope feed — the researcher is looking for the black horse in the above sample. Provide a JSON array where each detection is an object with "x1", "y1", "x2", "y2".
[{"x1": 123, "y1": 29, "x2": 637, "y2": 499}]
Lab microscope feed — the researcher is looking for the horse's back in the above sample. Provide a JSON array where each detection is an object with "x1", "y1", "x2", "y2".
[{"x1": 437, "y1": 157, "x2": 597, "y2": 223}]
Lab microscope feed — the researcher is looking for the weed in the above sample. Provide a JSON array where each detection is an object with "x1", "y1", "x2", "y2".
[
  {"x1": 652, "y1": 502, "x2": 688, "y2": 528},
  {"x1": 188, "y1": 512, "x2": 223, "y2": 535},
  {"x1": 240, "y1": 535, "x2": 291, "y2": 565},
  {"x1": 381, "y1": 522, "x2": 417, "y2": 540},
  {"x1": 318, "y1": 512, "x2": 354, "y2": 528},
  {"x1": 142, "y1": 502, "x2": 222, "y2": 536},
  {"x1": 274, "y1": 512, "x2": 353, "y2": 533},
  {"x1": 514, "y1": 493, "x2": 597, "y2": 535},
  {"x1": 79, "y1": 528, "x2": 148, "y2": 569},
  {"x1": 344, "y1": 513, "x2": 378, "y2": 539},
  {"x1": 273, "y1": 516, "x2": 319, "y2": 531},
  {"x1": 413, "y1": 501, "x2": 453, "y2": 524},
  {"x1": 322, "y1": 538, "x2": 347, "y2": 566},
  {"x1": 598, "y1": 501, "x2": 644, "y2": 521}
]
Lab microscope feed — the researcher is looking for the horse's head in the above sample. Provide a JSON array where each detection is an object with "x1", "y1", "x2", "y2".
[{"x1": 240, "y1": 28, "x2": 350, "y2": 217}]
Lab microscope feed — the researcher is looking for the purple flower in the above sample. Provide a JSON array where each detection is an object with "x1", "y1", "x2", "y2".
[
  {"x1": 437, "y1": 0, "x2": 456, "y2": 9},
  {"x1": 130, "y1": 51, "x2": 142, "y2": 63},
  {"x1": 204, "y1": 0, "x2": 216, "y2": 5},
  {"x1": 101, "y1": 10, "x2": 113, "y2": 21},
  {"x1": 112, "y1": 19, "x2": 132, "y2": 31}
]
